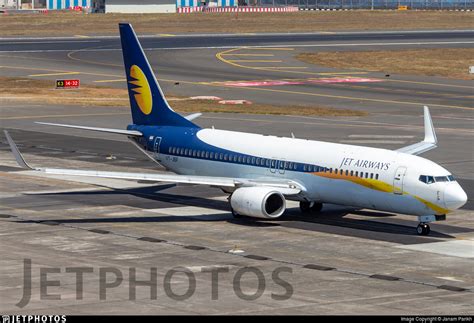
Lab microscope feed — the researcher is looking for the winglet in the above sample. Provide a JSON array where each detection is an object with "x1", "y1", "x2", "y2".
[
  {"x1": 423, "y1": 105, "x2": 437, "y2": 145},
  {"x1": 3, "y1": 130, "x2": 33, "y2": 170},
  {"x1": 396, "y1": 106, "x2": 438, "y2": 155}
]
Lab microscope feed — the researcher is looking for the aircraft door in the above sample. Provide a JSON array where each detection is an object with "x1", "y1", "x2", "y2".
[
  {"x1": 269, "y1": 159, "x2": 277, "y2": 174},
  {"x1": 278, "y1": 160, "x2": 286, "y2": 175},
  {"x1": 393, "y1": 166, "x2": 407, "y2": 195},
  {"x1": 153, "y1": 137, "x2": 162, "y2": 154}
]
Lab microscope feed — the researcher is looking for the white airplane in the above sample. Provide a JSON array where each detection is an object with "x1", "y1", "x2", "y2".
[{"x1": 4, "y1": 23, "x2": 467, "y2": 236}]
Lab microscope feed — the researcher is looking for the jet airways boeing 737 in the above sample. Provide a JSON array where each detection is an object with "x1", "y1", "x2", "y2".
[{"x1": 5, "y1": 23, "x2": 467, "y2": 236}]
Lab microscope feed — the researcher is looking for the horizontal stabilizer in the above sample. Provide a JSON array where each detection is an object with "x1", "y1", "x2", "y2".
[
  {"x1": 35, "y1": 122, "x2": 143, "y2": 136},
  {"x1": 184, "y1": 113, "x2": 202, "y2": 121}
]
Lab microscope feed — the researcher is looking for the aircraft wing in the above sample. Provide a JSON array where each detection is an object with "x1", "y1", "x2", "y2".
[
  {"x1": 396, "y1": 106, "x2": 438, "y2": 155},
  {"x1": 4, "y1": 130, "x2": 302, "y2": 195}
]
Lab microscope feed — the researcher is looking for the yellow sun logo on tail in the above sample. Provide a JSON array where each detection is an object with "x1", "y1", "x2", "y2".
[{"x1": 129, "y1": 65, "x2": 153, "y2": 115}]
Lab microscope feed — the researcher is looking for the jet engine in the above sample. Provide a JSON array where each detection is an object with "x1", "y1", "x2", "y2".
[{"x1": 230, "y1": 186, "x2": 286, "y2": 219}]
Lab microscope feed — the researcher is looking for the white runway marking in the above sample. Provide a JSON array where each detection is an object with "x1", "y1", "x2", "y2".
[
  {"x1": 184, "y1": 265, "x2": 236, "y2": 273},
  {"x1": 396, "y1": 239, "x2": 474, "y2": 259},
  {"x1": 2, "y1": 41, "x2": 474, "y2": 53},
  {"x1": 437, "y1": 276, "x2": 465, "y2": 283}
]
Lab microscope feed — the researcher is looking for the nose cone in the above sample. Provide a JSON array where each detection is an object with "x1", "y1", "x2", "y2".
[{"x1": 444, "y1": 183, "x2": 468, "y2": 210}]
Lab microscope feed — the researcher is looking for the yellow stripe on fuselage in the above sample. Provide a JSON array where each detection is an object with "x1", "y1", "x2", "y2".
[{"x1": 312, "y1": 172, "x2": 450, "y2": 215}]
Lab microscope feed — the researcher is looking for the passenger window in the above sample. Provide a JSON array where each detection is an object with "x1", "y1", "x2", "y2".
[
  {"x1": 219, "y1": 153, "x2": 223, "y2": 160},
  {"x1": 370, "y1": 173, "x2": 373, "y2": 179},
  {"x1": 365, "y1": 172, "x2": 369, "y2": 178},
  {"x1": 350, "y1": 170, "x2": 353, "y2": 176},
  {"x1": 294, "y1": 163, "x2": 298, "y2": 170},
  {"x1": 224, "y1": 154, "x2": 228, "y2": 161},
  {"x1": 375, "y1": 174, "x2": 379, "y2": 180},
  {"x1": 303, "y1": 164, "x2": 307, "y2": 171}
]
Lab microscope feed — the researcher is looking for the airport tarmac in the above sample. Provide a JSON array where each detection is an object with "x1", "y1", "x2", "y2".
[{"x1": 0, "y1": 31, "x2": 473, "y2": 314}]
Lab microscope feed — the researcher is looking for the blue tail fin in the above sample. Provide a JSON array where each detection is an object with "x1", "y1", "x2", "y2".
[{"x1": 119, "y1": 23, "x2": 198, "y2": 128}]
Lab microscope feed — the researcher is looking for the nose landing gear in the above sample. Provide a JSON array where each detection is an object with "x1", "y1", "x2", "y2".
[{"x1": 416, "y1": 223, "x2": 431, "y2": 236}]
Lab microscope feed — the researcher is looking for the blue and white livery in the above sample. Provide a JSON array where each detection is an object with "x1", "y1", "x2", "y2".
[{"x1": 5, "y1": 23, "x2": 467, "y2": 236}]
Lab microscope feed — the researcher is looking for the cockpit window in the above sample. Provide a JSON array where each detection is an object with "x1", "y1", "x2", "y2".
[
  {"x1": 419, "y1": 175, "x2": 435, "y2": 184},
  {"x1": 420, "y1": 175, "x2": 456, "y2": 184}
]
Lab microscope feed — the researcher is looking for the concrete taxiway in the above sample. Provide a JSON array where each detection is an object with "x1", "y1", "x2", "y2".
[{"x1": 0, "y1": 30, "x2": 473, "y2": 314}]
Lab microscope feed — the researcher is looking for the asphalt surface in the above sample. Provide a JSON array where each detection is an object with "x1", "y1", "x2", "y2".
[
  {"x1": 1, "y1": 30, "x2": 474, "y2": 52},
  {"x1": 0, "y1": 30, "x2": 473, "y2": 314}
]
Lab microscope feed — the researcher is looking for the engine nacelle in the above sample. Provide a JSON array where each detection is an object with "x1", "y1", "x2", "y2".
[{"x1": 230, "y1": 186, "x2": 286, "y2": 219}]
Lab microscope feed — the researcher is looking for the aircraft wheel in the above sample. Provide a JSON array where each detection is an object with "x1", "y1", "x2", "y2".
[
  {"x1": 417, "y1": 223, "x2": 430, "y2": 236},
  {"x1": 300, "y1": 201, "x2": 323, "y2": 214},
  {"x1": 310, "y1": 202, "x2": 323, "y2": 213},
  {"x1": 299, "y1": 201, "x2": 311, "y2": 213}
]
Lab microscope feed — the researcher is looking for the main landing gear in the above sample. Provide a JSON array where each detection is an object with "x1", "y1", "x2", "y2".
[
  {"x1": 416, "y1": 223, "x2": 431, "y2": 236},
  {"x1": 299, "y1": 201, "x2": 323, "y2": 214}
]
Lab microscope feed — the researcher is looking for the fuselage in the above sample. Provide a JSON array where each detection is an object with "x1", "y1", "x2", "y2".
[{"x1": 129, "y1": 124, "x2": 467, "y2": 217}]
